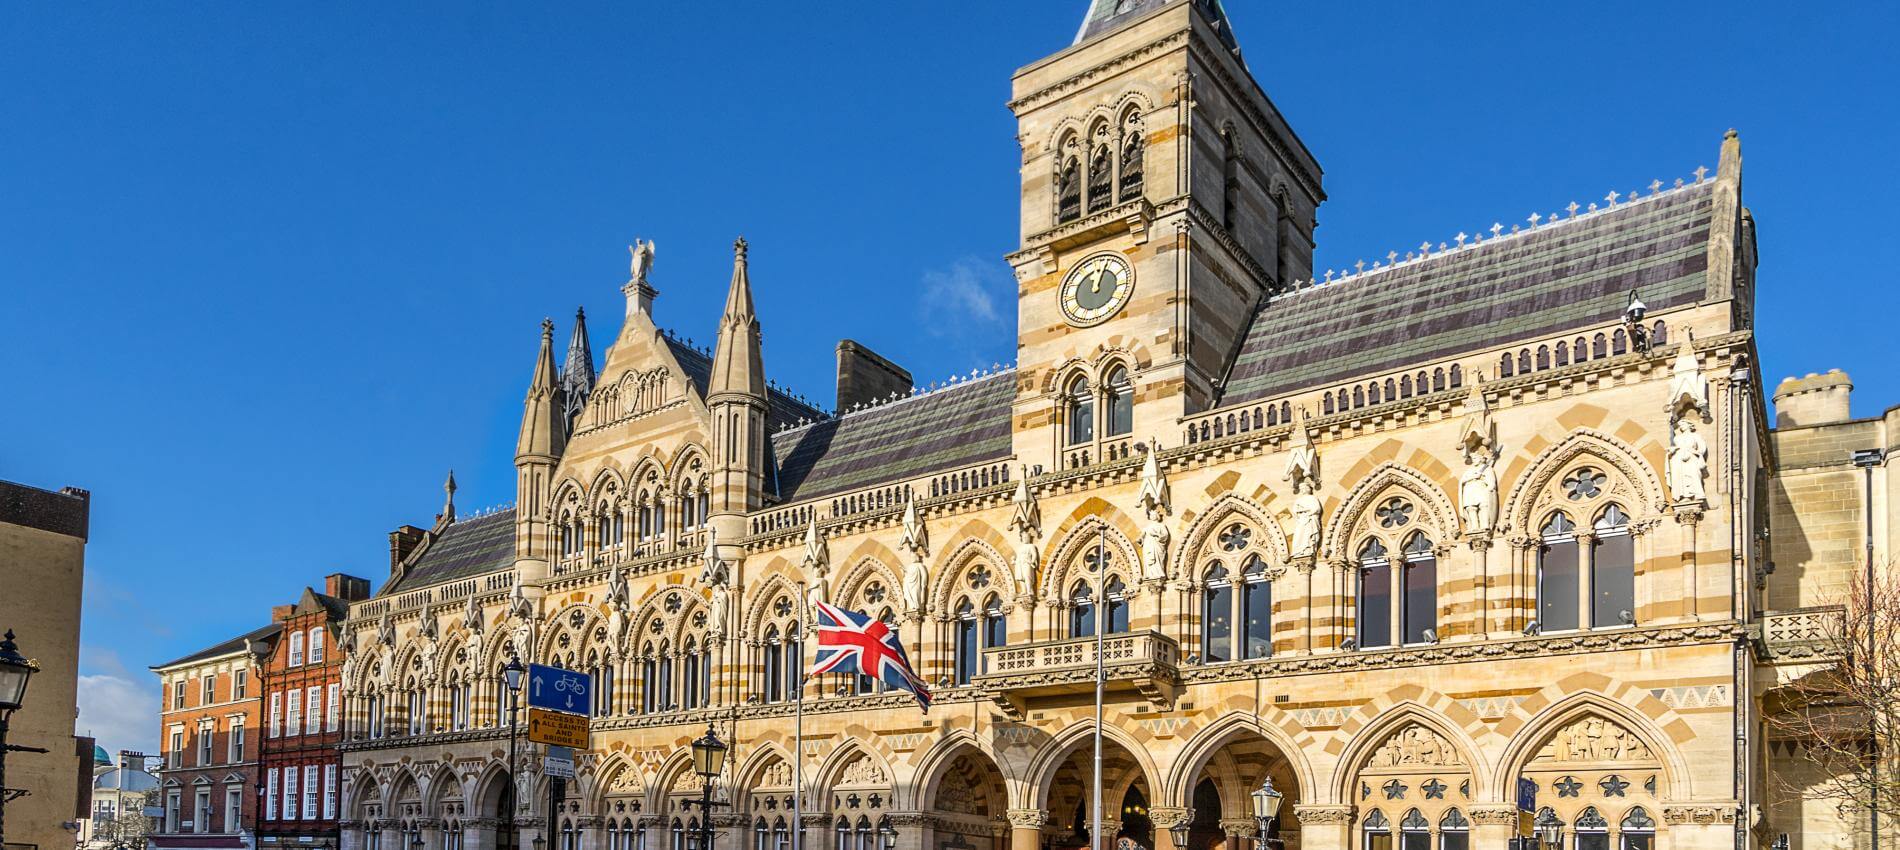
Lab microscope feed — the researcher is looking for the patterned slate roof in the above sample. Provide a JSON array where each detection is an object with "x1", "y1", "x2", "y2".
[
  {"x1": 771, "y1": 372, "x2": 1015, "y2": 503},
  {"x1": 381, "y1": 508, "x2": 517, "y2": 596},
  {"x1": 1221, "y1": 182, "x2": 1716, "y2": 406},
  {"x1": 152, "y1": 623, "x2": 282, "y2": 670},
  {"x1": 1076, "y1": 0, "x2": 1235, "y2": 49},
  {"x1": 665, "y1": 337, "x2": 824, "y2": 432}
]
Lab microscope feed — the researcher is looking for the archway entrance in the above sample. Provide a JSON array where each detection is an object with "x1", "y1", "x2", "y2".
[
  {"x1": 1038, "y1": 737, "x2": 1154, "y2": 850},
  {"x1": 1177, "y1": 730, "x2": 1302, "y2": 850},
  {"x1": 920, "y1": 748, "x2": 1009, "y2": 850}
]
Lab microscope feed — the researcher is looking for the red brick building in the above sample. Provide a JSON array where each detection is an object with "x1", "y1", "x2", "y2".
[
  {"x1": 257, "y1": 575, "x2": 368, "y2": 850},
  {"x1": 150, "y1": 624, "x2": 278, "y2": 850}
]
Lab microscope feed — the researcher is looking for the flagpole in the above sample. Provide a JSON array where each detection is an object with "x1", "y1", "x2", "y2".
[
  {"x1": 795, "y1": 583, "x2": 805, "y2": 850},
  {"x1": 1093, "y1": 523, "x2": 1105, "y2": 850}
]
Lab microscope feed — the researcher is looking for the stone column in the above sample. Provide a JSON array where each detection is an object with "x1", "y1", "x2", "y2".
[
  {"x1": 1219, "y1": 818, "x2": 1254, "y2": 850},
  {"x1": 1008, "y1": 808, "x2": 1048, "y2": 850},
  {"x1": 420, "y1": 819, "x2": 444, "y2": 850},
  {"x1": 1292, "y1": 558, "x2": 1316, "y2": 655},
  {"x1": 1509, "y1": 537, "x2": 1537, "y2": 634},
  {"x1": 1675, "y1": 507, "x2": 1703, "y2": 621},
  {"x1": 1576, "y1": 531, "x2": 1599, "y2": 629},
  {"x1": 1291, "y1": 807, "x2": 1352, "y2": 850},
  {"x1": 1467, "y1": 538, "x2": 1492, "y2": 640},
  {"x1": 1467, "y1": 807, "x2": 1516, "y2": 850},
  {"x1": 341, "y1": 821, "x2": 368, "y2": 850},
  {"x1": 1148, "y1": 808, "x2": 1192, "y2": 850}
]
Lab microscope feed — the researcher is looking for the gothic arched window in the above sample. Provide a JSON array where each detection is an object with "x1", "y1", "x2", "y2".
[
  {"x1": 953, "y1": 598, "x2": 978, "y2": 686},
  {"x1": 1592, "y1": 504, "x2": 1635, "y2": 628},
  {"x1": 1620, "y1": 808, "x2": 1655, "y2": 850},
  {"x1": 1438, "y1": 810, "x2": 1469, "y2": 850},
  {"x1": 1087, "y1": 141, "x2": 1113, "y2": 215},
  {"x1": 1538, "y1": 512, "x2": 1581, "y2": 632},
  {"x1": 682, "y1": 640, "x2": 701, "y2": 711},
  {"x1": 1201, "y1": 563, "x2": 1232, "y2": 663},
  {"x1": 1362, "y1": 809, "x2": 1390, "y2": 850},
  {"x1": 1356, "y1": 539, "x2": 1392, "y2": 649},
  {"x1": 1069, "y1": 582, "x2": 1095, "y2": 638},
  {"x1": 1104, "y1": 577, "x2": 1130, "y2": 634},
  {"x1": 1118, "y1": 120, "x2": 1145, "y2": 202},
  {"x1": 1401, "y1": 533, "x2": 1437, "y2": 645},
  {"x1": 762, "y1": 627, "x2": 784, "y2": 704},
  {"x1": 982, "y1": 595, "x2": 1007, "y2": 660},
  {"x1": 1056, "y1": 151, "x2": 1082, "y2": 224},
  {"x1": 1241, "y1": 555, "x2": 1272, "y2": 659},
  {"x1": 1104, "y1": 366, "x2": 1134, "y2": 437},
  {"x1": 1066, "y1": 376, "x2": 1094, "y2": 446}
]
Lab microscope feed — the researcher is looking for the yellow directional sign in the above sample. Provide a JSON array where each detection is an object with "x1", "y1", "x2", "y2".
[{"x1": 528, "y1": 707, "x2": 589, "y2": 748}]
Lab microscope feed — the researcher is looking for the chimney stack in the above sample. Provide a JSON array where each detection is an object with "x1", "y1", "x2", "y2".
[
  {"x1": 835, "y1": 340, "x2": 913, "y2": 412},
  {"x1": 324, "y1": 573, "x2": 371, "y2": 602}
]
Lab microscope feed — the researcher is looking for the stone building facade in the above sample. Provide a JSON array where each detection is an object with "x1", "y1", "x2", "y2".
[
  {"x1": 0, "y1": 479, "x2": 91, "y2": 850},
  {"x1": 257, "y1": 576, "x2": 369, "y2": 850},
  {"x1": 329, "y1": 4, "x2": 1879, "y2": 850},
  {"x1": 151, "y1": 625, "x2": 277, "y2": 850}
]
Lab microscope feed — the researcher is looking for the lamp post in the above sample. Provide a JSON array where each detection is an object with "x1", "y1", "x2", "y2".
[
  {"x1": 0, "y1": 629, "x2": 44, "y2": 847},
  {"x1": 1249, "y1": 777, "x2": 1283, "y2": 850},
  {"x1": 1167, "y1": 821, "x2": 1190, "y2": 850},
  {"x1": 1854, "y1": 447, "x2": 1885, "y2": 850},
  {"x1": 502, "y1": 655, "x2": 526, "y2": 850},
  {"x1": 682, "y1": 725, "x2": 729, "y2": 850}
]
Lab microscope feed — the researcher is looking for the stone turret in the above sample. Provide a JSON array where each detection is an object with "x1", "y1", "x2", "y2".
[
  {"x1": 1773, "y1": 370, "x2": 1854, "y2": 427},
  {"x1": 707, "y1": 239, "x2": 770, "y2": 524},
  {"x1": 515, "y1": 319, "x2": 565, "y2": 564}
]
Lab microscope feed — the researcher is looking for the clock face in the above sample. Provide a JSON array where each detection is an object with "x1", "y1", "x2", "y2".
[{"x1": 1059, "y1": 253, "x2": 1135, "y2": 327}]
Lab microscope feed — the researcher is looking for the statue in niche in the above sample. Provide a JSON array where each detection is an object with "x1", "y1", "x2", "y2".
[
  {"x1": 902, "y1": 555, "x2": 929, "y2": 617},
  {"x1": 708, "y1": 583, "x2": 730, "y2": 640},
  {"x1": 1008, "y1": 467, "x2": 1042, "y2": 598},
  {"x1": 1289, "y1": 478, "x2": 1323, "y2": 559},
  {"x1": 802, "y1": 517, "x2": 830, "y2": 618},
  {"x1": 1667, "y1": 419, "x2": 1709, "y2": 504},
  {"x1": 1459, "y1": 449, "x2": 1499, "y2": 534},
  {"x1": 605, "y1": 566, "x2": 632, "y2": 643},
  {"x1": 1139, "y1": 505, "x2": 1171, "y2": 583}
]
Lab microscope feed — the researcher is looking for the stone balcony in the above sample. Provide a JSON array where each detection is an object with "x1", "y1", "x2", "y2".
[
  {"x1": 1759, "y1": 605, "x2": 1844, "y2": 662},
  {"x1": 974, "y1": 630, "x2": 1181, "y2": 719}
]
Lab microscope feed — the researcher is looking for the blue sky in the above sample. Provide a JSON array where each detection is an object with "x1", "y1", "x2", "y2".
[{"x1": 3, "y1": 1, "x2": 1895, "y2": 755}]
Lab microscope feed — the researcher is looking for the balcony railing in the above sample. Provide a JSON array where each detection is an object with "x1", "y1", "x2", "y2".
[{"x1": 975, "y1": 630, "x2": 1180, "y2": 718}]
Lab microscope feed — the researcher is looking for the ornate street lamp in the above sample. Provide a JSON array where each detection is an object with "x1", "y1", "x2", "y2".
[
  {"x1": 684, "y1": 725, "x2": 729, "y2": 850},
  {"x1": 1167, "y1": 820, "x2": 1191, "y2": 850},
  {"x1": 502, "y1": 654, "x2": 527, "y2": 850},
  {"x1": 1249, "y1": 777, "x2": 1283, "y2": 850},
  {"x1": 0, "y1": 629, "x2": 44, "y2": 847}
]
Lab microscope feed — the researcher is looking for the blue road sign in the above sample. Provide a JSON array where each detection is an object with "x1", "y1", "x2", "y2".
[{"x1": 527, "y1": 664, "x2": 592, "y2": 715}]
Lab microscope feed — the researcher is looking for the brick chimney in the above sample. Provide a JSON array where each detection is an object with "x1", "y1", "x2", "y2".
[
  {"x1": 324, "y1": 573, "x2": 371, "y2": 602},
  {"x1": 835, "y1": 340, "x2": 913, "y2": 412},
  {"x1": 388, "y1": 525, "x2": 427, "y2": 576},
  {"x1": 270, "y1": 605, "x2": 296, "y2": 622}
]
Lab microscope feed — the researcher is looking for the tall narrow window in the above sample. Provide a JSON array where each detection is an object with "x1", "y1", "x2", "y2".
[
  {"x1": 1401, "y1": 533, "x2": 1437, "y2": 644},
  {"x1": 1087, "y1": 143, "x2": 1113, "y2": 215},
  {"x1": 763, "y1": 628, "x2": 784, "y2": 703},
  {"x1": 655, "y1": 646, "x2": 671, "y2": 710},
  {"x1": 1104, "y1": 577, "x2": 1129, "y2": 634},
  {"x1": 641, "y1": 644, "x2": 657, "y2": 712},
  {"x1": 683, "y1": 643, "x2": 701, "y2": 711},
  {"x1": 1241, "y1": 555, "x2": 1272, "y2": 659},
  {"x1": 1069, "y1": 582, "x2": 1095, "y2": 638},
  {"x1": 1592, "y1": 504, "x2": 1635, "y2": 627},
  {"x1": 1118, "y1": 124, "x2": 1144, "y2": 201},
  {"x1": 954, "y1": 599, "x2": 977, "y2": 686},
  {"x1": 982, "y1": 595, "x2": 1007, "y2": 670},
  {"x1": 1057, "y1": 154, "x2": 1082, "y2": 224},
  {"x1": 1399, "y1": 809, "x2": 1430, "y2": 850},
  {"x1": 308, "y1": 628, "x2": 325, "y2": 663},
  {"x1": 1066, "y1": 377, "x2": 1094, "y2": 446},
  {"x1": 1538, "y1": 513, "x2": 1580, "y2": 631},
  {"x1": 1438, "y1": 810, "x2": 1468, "y2": 850},
  {"x1": 1574, "y1": 808, "x2": 1609, "y2": 850},
  {"x1": 784, "y1": 628, "x2": 802, "y2": 701},
  {"x1": 1104, "y1": 366, "x2": 1133, "y2": 437},
  {"x1": 1357, "y1": 539, "x2": 1393, "y2": 649},
  {"x1": 1201, "y1": 564, "x2": 1232, "y2": 663},
  {"x1": 1619, "y1": 808, "x2": 1655, "y2": 850},
  {"x1": 1362, "y1": 810, "x2": 1391, "y2": 850},
  {"x1": 289, "y1": 632, "x2": 305, "y2": 667}
]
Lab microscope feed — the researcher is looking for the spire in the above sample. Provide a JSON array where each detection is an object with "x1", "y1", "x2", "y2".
[
  {"x1": 516, "y1": 318, "x2": 566, "y2": 460},
  {"x1": 709, "y1": 237, "x2": 767, "y2": 401},
  {"x1": 441, "y1": 470, "x2": 457, "y2": 523},
  {"x1": 560, "y1": 306, "x2": 596, "y2": 425}
]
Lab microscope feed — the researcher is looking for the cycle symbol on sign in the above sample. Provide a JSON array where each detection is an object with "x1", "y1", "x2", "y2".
[{"x1": 527, "y1": 664, "x2": 593, "y2": 715}]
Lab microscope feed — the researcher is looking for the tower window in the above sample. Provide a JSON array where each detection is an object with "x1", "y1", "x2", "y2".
[
  {"x1": 1057, "y1": 155, "x2": 1082, "y2": 224},
  {"x1": 1118, "y1": 121, "x2": 1144, "y2": 202},
  {"x1": 1087, "y1": 143, "x2": 1113, "y2": 215},
  {"x1": 1105, "y1": 367, "x2": 1133, "y2": 437},
  {"x1": 1066, "y1": 376, "x2": 1094, "y2": 445}
]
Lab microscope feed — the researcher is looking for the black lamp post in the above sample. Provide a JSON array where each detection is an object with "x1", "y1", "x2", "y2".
[
  {"x1": 682, "y1": 725, "x2": 729, "y2": 850},
  {"x1": 0, "y1": 629, "x2": 44, "y2": 847},
  {"x1": 1249, "y1": 777, "x2": 1283, "y2": 850},
  {"x1": 502, "y1": 654, "x2": 526, "y2": 850}
]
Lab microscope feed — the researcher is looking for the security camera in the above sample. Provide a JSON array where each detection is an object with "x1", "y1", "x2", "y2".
[{"x1": 1523, "y1": 620, "x2": 1542, "y2": 636}]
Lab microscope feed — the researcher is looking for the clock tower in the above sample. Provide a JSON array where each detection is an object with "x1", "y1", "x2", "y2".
[{"x1": 1007, "y1": 0, "x2": 1323, "y2": 473}]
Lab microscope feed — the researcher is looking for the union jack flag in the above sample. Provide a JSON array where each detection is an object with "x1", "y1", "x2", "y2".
[{"x1": 808, "y1": 602, "x2": 931, "y2": 711}]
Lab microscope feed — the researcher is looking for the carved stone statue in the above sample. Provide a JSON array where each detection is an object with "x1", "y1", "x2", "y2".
[
  {"x1": 1289, "y1": 478, "x2": 1323, "y2": 559},
  {"x1": 801, "y1": 516, "x2": 830, "y2": 617},
  {"x1": 707, "y1": 583, "x2": 730, "y2": 640},
  {"x1": 902, "y1": 555, "x2": 929, "y2": 617},
  {"x1": 1668, "y1": 419, "x2": 1709, "y2": 504},
  {"x1": 1012, "y1": 525, "x2": 1041, "y2": 600},
  {"x1": 1284, "y1": 407, "x2": 1318, "y2": 489},
  {"x1": 510, "y1": 620, "x2": 535, "y2": 664},
  {"x1": 1666, "y1": 336, "x2": 1708, "y2": 419},
  {"x1": 1139, "y1": 505, "x2": 1171, "y2": 583},
  {"x1": 629, "y1": 239, "x2": 656, "y2": 284},
  {"x1": 1458, "y1": 449, "x2": 1499, "y2": 534},
  {"x1": 606, "y1": 566, "x2": 632, "y2": 645}
]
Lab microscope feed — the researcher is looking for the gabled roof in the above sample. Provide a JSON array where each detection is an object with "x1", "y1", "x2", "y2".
[
  {"x1": 770, "y1": 372, "x2": 1015, "y2": 503},
  {"x1": 1221, "y1": 181, "x2": 1716, "y2": 407},
  {"x1": 664, "y1": 336, "x2": 824, "y2": 432},
  {"x1": 380, "y1": 508, "x2": 518, "y2": 596},
  {"x1": 292, "y1": 588, "x2": 350, "y2": 621},
  {"x1": 152, "y1": 623, "x2": 282, "y2": 671}
]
